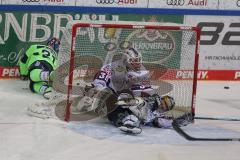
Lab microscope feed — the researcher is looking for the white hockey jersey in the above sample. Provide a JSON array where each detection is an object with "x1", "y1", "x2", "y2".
[{"x1": 92, "y1": 59, "x2": 155, "y2": 96}]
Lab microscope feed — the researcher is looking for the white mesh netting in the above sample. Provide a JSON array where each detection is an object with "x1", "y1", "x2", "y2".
[{"x1": 52, "y1": 20, "x2": 199, "y2": 121}]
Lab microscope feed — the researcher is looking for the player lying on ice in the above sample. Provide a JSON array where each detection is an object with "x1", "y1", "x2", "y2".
[
  {"x1": 83, "y1": 47, "x2": 190, "y2": 134},
  {"x1": 18, "y1": 37, "x2": 60, "y2": 99}
]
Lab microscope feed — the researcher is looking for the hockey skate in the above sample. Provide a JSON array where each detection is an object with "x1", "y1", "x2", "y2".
[{"x1": 118, "y1": 115, "x2": 142, "y2": 134}]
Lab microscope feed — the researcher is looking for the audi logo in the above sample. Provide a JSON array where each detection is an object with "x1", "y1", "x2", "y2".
[
  {"x1": 166, "y1": 0, "x2": 185, "y2": 6},
  {"x1": 237, "y1": 0, "x2": 240, "y2": 7},
  {"x1": 22, "y1": 0, "x2": 40, "y2": 2},
  {"x1": 96, "y1": 0, "x2": 115, "y2": 4}
]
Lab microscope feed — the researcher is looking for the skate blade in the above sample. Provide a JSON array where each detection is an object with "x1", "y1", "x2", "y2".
[{"x1": 118, "y1": 126, "x2": 142, "y2": 134}]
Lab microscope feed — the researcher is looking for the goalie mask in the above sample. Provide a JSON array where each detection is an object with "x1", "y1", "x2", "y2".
[
  {"x1": 123, "y1": 47, "x2": 142, "y2": 71},
  {"x1": 155, "y1": 95, "x2": 175, "y2": 112}
]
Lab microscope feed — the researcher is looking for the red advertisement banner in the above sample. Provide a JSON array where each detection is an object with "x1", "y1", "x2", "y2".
[{"x1": 1, "y1": 67, "x2": 240, "y2": 81}]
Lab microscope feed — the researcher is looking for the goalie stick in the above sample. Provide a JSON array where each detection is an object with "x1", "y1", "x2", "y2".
[{"x1": 172, "y1": 121, "x2": 240, "y2": 141}]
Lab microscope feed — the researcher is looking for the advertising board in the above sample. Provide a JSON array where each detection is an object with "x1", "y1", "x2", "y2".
[
  {"x1": 0, "y1": 2, "x2": 240, "y2": 80},
  {"x1": 0, "y1": 11, "x2": 182, "y2": 69},
  {"x1": 77, "y1": 0, "x2": 148, "y2": 8},
  {"x1": 148, "y1": 0, "x2": 218, "y2": 10},
  {"x1": 185, "y1": 15, "x2": 240, "y2": 70},
  {"x1": 218, "y1": 0, "x2": 240, "y2": 10},
  {"x1": 1, "y1": 0, "x2": 76, "y2": 6}
]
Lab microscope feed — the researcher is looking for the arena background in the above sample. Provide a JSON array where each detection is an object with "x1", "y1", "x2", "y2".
[{"x1": 0, "y1": 0, "x2": 240, "y2": 80}]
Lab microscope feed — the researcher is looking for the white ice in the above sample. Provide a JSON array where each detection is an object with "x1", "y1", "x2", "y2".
[{"x1": 0, "y1": 79, "x2": 240, "y2": 160}]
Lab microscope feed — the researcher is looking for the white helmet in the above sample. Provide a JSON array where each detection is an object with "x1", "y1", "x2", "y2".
[{"x1": 123, "y1": 47, "x2": 142, "y2": 71}]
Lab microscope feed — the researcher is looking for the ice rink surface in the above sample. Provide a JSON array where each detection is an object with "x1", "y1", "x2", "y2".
[{"x1": 0, "y1": 79, "x2": 240, "y2": 160}]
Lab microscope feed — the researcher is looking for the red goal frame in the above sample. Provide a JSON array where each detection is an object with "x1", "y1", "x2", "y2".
[{"x1": 65, "y1": 22, "x2": 200, "y2": 122}]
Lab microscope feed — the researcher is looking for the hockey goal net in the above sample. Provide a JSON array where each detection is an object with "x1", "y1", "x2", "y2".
[{"x1": 53, "y1": 20, "x2": 200, "y2": 122}]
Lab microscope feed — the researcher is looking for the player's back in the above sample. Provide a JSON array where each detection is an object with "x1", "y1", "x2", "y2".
[{"x1": 27, "y1": 46, "x2": 57, "y2": 70}]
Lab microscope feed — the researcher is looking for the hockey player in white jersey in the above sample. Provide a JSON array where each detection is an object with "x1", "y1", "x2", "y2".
[
  {"x1": 88, "y1": 47, "x2": 177, "y2": 134},
  {"x1": 92, "y1": 47, "x2": 154, "y2": 96},
  {"x1": 116, "y1": 93, "x2": 176, "y2": 133}
]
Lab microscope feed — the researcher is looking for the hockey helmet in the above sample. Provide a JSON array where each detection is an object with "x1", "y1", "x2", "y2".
[
  {"x1": 47, "y1": 37, "x2": 60, "y2": 53},
  {"x1": 155, "y1": 95, "x2": 175, "y2": 112},
  {"x1": 123, "y1": 47, "x2": 142, "y2": 71}
]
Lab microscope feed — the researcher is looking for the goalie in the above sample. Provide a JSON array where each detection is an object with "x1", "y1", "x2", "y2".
[
  {"x1": 85, "y1": 47, "x2": 178, "y2": 134},
  {"x1": 92, "y1": 47, "x2": 154, "y2": 96},
  {"x1": 18, "y1": 37, "x2": 60, "y2": 99}
]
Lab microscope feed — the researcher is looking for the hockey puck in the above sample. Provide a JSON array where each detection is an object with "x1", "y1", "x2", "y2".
[{"x1": 224, "y1": 86, "x2": 230, "y2": 89}]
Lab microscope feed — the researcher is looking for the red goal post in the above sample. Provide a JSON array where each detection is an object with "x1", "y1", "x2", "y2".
[{"x1": 54, "y1": 20, "x2": 200, "y2": 122}]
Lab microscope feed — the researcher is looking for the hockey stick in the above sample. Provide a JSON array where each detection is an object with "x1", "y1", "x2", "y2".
[
  {"x1": 172, "y1": 121, "x2": 240, "y2": 141},
  {"x1": 195, "y1": 116, "x2": 240, "y2": 121}
]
